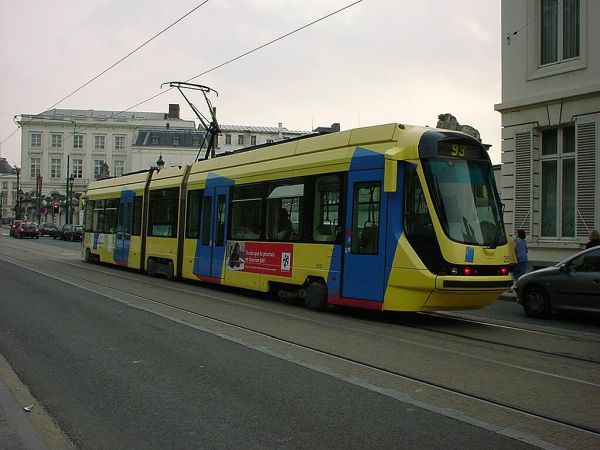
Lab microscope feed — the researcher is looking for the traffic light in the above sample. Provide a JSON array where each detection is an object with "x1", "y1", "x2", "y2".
[{"x1": 53, "y1": 203, "x2": 59, "y2": 213}]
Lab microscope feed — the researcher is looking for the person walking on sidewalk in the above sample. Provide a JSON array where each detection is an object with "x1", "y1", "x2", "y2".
[
  {"x1": 586, "y1": 229, "x2": 600, "y2": 249},
  {"x1": 513, "y1": 229, "x2": 528, "y2": 280}
]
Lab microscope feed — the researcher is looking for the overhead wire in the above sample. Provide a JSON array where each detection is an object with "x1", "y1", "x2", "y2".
[
  {"x1": 10, "y1": 0, "x2": 364, "y2": 170},
  {"x1": 0, "y1": 0, "x2": 210, "y2": 149}
]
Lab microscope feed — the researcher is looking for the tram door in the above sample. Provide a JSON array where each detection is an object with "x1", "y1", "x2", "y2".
[
  {"x1": 197, "y1": 186, "x2": 229, "y2": 281},
  {"x1": 341, "y1": 169, "x2": 386, "y2": 302},
  {"x1": 115, "y1": 191, "x2": 135, "y2": 265}
]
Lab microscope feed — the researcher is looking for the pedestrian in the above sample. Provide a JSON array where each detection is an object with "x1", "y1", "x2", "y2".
[
  {"x1": 586, "y1": 229, "x2": 600, "y2": 249},
  {"x1": 513, "y1": 228, "x2": 528, "y2": 280}
]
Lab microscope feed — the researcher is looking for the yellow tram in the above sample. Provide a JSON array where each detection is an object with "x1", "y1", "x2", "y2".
[{"x1": 82, "y1": 123, "x2": 513, "y2": 311}]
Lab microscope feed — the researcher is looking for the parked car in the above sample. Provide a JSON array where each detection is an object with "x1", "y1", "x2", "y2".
[
  {"x1": 14, "y1": 221, "x2": 41, "y2": 239},
  {"x1": 9, "y1": 220, "x2": 22, "y2": 237},
  {"x1": 52, "y1": 224, "x2": 69, "y2": 240},
  {"x1": 63, "y1": 224, "x2": 84, "y2": 241},
  {"x1": 515, "y1": 246, "x2": 600, "y2": 318},
  {"x1": 40, "y1": 222, "x2": 57, "y2": 236}
]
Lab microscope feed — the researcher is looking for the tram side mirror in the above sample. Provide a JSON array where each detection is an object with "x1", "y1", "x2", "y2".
[{"x1": 384, "y1": 158, "x2": 398, "y2": 192}]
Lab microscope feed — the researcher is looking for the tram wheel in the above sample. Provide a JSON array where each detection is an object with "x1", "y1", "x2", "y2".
[
  {"x1": 85, "y1": 249, "x2": 93, "y2": 263},
  {"x1": 305, "y1": 280, "x2": 328, "y2": 311},
  {"x1": 522, "y1": 286, "x2": 550, "y2": 318},
  {"x1": 165, "y1": 261, "x2": 175, "y2": 281},
  {"x1": 147, "y1": 258, "x2": 156, "y2": 277}
]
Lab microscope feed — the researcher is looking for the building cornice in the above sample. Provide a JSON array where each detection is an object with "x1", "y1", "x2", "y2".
[{"x1": 495, "y1": 83, "x2": 600, "y2": 112}]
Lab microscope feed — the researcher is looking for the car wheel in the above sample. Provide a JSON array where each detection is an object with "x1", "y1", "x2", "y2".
[
  {"x1": 304, "y1": 280, "x2": 328, "y2": 310},
  {"x1": 522, "y1": 286, "x2": 551, "y2": 318}
]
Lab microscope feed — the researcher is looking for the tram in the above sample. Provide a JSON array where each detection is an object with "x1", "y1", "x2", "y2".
[{"x1": 82, "y1": 123, "x2": 513, "y2": 311}]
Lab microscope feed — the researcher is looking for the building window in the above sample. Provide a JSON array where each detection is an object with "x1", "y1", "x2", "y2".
[
  {"x1": 151, "y1": 135, "x2": 159, "y2": 145},
  {"x1": 94, "y1": 160, "x2": 104, "y2": 179},
  {"x1": 237, "y1": 135, "x2": 244, "y2": 146},
  {"x1": 51, "y1": 134, "x2": 62, "y2": 148},
  {"x1": 73, "y1": 134, "x2": 83, "y2": 149},
  {"x1": 251, "y1": 135, "x2": 257, "y2": 146},
  {"x1": 114, "y1": 136, "x2": 125, "y2": 151},
  {"x1": 51, "y1": 158, "x2": 62, "y2": 178},
  {"x1": 172, "y1": 136, "x2": 180, "y2": 146},
  {"x1": 225, "y1": 134, "x2": 231, "y2": 145},
  {"x1": 266, "y1": 139, "x2": 274, "y2": 144},
  {"x1": 73, "y1": 159, "x2": 83, "y2": 178},
  {"x1": 540, "y1": 0, "x2": 580, "y2": 66},
  {"x1": 94, "y1": 135, "x2": 105, "y2": 150},
  {"x1": 113, "y1": 160, "x2": 125, "y2": 177},
  {"x1": 30, "y1": 158, "x2": 40, "y2": 178},
  {"x1": 2, "y1": 182, "x2": 8, "y2": 190},
  {"x1": 31, "y1": 133, "x2": 41, "y2": 148},
  {"x1": 541, "y1": 126, "x2": 575, "y2": 238}
]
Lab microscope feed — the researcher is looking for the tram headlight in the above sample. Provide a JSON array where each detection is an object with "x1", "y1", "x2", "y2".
[{"x1": 450, "y1": 266, "x2": 458, "y2": 275}]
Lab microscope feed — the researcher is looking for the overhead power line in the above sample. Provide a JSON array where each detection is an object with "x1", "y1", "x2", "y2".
[
  {"x1": 1, "y1": 0, "x2": 210, "y2": 148},
  {"x1": 11, "y1": 0, "x2": 363, "y2": 168}
]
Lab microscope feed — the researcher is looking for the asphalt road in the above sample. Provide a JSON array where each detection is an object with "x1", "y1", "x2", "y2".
[{"x1": 0, "y1": 259, "x2": 533, "y2": 450}]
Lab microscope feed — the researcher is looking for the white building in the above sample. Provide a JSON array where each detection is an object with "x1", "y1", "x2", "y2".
[
  {"x1": 0, "y1": 158, "x2": 17, "y2": 224},
  {"x1": 495, "y1": 0, "x2": 600, "y2": 267},
  {"x1": 216, "y1": 124, "x2": 309, "y2": 154},
  {"x1": 18, "y1": 105, "x2": 195, "y2": 224},
  {"x1": 18, "y1": 105, "x2": 313, "y2": 224}
]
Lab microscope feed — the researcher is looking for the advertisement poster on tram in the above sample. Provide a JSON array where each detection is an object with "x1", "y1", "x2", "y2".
[{"x1": 226, "y1": 241, "x2": 293, "y2": 277}]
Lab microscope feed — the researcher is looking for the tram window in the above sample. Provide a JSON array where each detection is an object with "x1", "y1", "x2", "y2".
[
  {"x1": 352, "y1": 182, "x2": 380, "y2": 254},
  {"x1": 93, "y1": 200, "x2": 105, "y2": 233},
  {"x1": 105, "y1": 199, "x2": 118, "y2": 233},
  {"x1": 84, "y1": 200, "x2": 94, "y2": 232},
  {"x1": 404, "y1": 164, "x2": 435, "y2": 240},
  {"x1": 313, "y1": 175, "x2": 341, "y2": 242},
  {"x1": 148, "y1": 188, "x2": 179, "y2": 238},
  {"x1": 231, "y1": 184, "x2": 263, "y2": 240},
  {"x1": 200, "y1": 195, "x2": 212, "y2": 245},
  {"x1": 132, "y1": 196, "x2": 143, "y2": 236},
  {"x1": 185, "y1": 190, "x2": 202, "y2": 239},
  {"x1": 215, "y1": 194, "x2": 226, "y2": 245},
  {"x1": 266, "y1": 181, "x2": 304, "y2": 241}
]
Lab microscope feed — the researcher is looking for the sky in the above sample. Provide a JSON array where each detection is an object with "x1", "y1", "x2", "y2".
[{"x1": 0, "y1": 0, "x2": 502, "y2": 166}]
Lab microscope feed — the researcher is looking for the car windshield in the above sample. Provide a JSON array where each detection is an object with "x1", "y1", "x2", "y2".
[{"x1": 423, "y1": 158, "x2": 506, "y2": 247}]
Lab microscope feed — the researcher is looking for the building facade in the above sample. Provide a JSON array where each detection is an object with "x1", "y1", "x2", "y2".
[
  {"x1": 18, "y1": 105, "x2": 195, "y2": 224},
  {"x1": 18, "y1": 105, "x2": 312, "y2": 225},
  {"x1": 0, "y1": 158, "x2": 17, "y2": 224},
  {"x1": 215, "y1": 123, "x2": 309, "y2": 154},
  {"x1": 495, "y1": 0, "x2": 600, "y2": 266}
]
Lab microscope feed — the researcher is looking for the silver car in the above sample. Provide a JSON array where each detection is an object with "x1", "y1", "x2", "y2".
[{"x1": 515, "y1": 246, "x2": 600, "y2": 318}]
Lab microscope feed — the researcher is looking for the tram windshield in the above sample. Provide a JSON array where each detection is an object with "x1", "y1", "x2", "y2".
[{"x1": 423, "y1": 159, "x2": 507, "y2": 247}]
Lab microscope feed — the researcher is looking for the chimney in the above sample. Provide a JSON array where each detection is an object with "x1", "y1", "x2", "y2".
[
  {"x1": 278, "y1": 122, "x2": 283, "y2": 139},
  {"x1": 168, "y1": 104, "x2": 180, "y2": 119}
]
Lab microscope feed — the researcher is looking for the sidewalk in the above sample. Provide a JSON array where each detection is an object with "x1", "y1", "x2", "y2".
[{"x1": 0, "y1": 375, "x2": 49, "y2": 450}]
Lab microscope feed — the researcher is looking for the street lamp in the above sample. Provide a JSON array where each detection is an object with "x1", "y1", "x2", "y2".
[
  {"x1": 156, "y1": 154, "x2": 165, "y2": 171},
  {"x1": 68, "y1": 174, "x2": 74, "y2": 224},
  {"x1": 13, "y1": 165, "x2": 21, "y2": 220}
]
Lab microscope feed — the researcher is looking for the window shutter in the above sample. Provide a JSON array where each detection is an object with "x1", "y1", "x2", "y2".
[
  {"x1": 576, "y1": 122, "x2": 596, "y2": 238},
  {"x1": 514, "y1": 131, "x2": 533, "y2": 235}
]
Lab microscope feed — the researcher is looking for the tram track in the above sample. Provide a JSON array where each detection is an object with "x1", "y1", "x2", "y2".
[
  {"x1": 2, "y1": 242, "x2": 600, "y2": 442},
  {"x1": 3, "y1": 240, "x2": 600, "y2": 366}
]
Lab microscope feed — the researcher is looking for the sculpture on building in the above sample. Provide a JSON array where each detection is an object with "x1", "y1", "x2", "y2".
[
  {"x1": 436, "y1": 113, "x2": 481, "y2": 142},
  {"x1": 98, "y1": 162, "x2": 110, "y2": 180}
]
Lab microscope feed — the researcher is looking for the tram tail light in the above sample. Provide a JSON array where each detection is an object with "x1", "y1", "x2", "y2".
[
  {"x1": 498, "y1": 266, "x2": 509, "y2": 276},
  {"x1": 463, "y1": 266, "x2": 472, "y2": 276}
]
